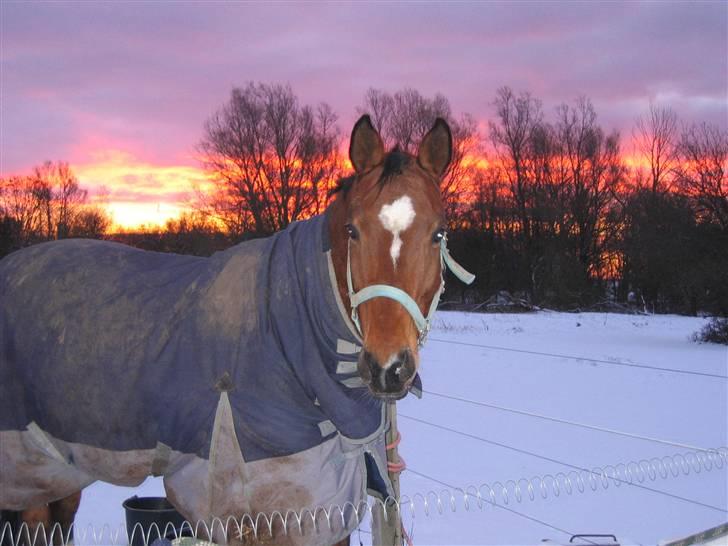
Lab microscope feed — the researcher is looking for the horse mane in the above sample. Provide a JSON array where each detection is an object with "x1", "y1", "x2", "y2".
[{"x1": 329, "y1": 175, "x2": 357, "y2": 197}]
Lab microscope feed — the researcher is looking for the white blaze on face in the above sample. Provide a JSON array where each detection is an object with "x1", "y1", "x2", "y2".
[{"x1": 378, "y1": 195, "x2": 416, "y2": 268}]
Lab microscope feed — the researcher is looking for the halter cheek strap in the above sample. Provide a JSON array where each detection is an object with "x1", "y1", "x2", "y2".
[{"x1": 346, "y1": 235, "x2": 475, "y2": 346}]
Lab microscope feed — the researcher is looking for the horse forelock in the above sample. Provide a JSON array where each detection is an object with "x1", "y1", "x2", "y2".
[
  {"x1": 331, "y1": 149, "x2": 415, "y2": 200},
  {"x1": 379, "y1": 148, "x2": 411, "y2": 185}
]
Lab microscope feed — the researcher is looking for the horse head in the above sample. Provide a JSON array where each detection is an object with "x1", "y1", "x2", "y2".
[{"x1": 330, "y1": 115, "x2": 471, "y2": 400}]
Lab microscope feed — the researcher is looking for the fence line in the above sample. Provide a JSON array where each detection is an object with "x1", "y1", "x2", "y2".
[
  {"x1": 423, "y1": 389, "x2": 713, "y2": 452},
  {"x1": 427, "y1": 337, "x2": 728, "y2": 379},
  {"x1": 2, "y1": 446, "x2": 725, "y2": 546},
  {"x1": 400, "y1": 413, "x2": 728, "y2": 513},
  {"x1": 405, "y1": 468, "x2": 600, "y2": 546}
]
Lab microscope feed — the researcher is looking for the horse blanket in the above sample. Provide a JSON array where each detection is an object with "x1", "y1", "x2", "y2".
[{"x1": 0, "y1": 213, "x2": 403, "y2": 545}]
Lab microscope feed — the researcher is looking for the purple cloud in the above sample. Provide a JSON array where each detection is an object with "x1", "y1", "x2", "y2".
[{"x1": 2, "y1": 0, "x2": 726, "y2": 175}]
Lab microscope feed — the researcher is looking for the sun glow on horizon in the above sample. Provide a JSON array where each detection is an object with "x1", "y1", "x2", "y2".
[
  {"x1": 63, "y1": 146, "x2": 668, "y2": 232},
  {"x1": 73, "y1": 149, "x2": 214, "y2": 230},
  {"x1": 104, "y1": 201, "x2": 188, "y2": 231}
]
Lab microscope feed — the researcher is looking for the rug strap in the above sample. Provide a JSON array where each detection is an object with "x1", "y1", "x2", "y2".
[
  {"x1": 151, "y1": 442, "x2": 171, "y2": 477},
  {"x1": 27, "y1": 422, "x2": 67, "y2": 464}
]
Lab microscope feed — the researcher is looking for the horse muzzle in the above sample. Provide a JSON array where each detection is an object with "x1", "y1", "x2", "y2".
[{"x1": 358, "y1": 348, "x2": 416, "y2": 400}]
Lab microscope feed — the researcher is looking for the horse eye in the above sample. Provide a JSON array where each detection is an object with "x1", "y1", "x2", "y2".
[
  {"x1": 432, "y1": 228, "x2": 446, "y2": 244},
  {"x1": 345, "y1": 223, "x2": 359, "y2": 240}
]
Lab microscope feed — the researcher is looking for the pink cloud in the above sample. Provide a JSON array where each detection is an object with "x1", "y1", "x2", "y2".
[{"x1": 2, "y1": 1, "x2": 725, "y2": 228}]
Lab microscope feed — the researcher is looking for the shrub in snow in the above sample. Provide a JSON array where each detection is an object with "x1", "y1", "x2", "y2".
[{"x1": 693, "y1": 317, "x2": 728, "y2": 345}]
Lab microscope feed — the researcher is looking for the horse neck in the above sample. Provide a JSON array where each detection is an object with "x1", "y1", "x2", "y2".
[{"x1": 326, "y1": 195, "x2": 352, "y2": 319}]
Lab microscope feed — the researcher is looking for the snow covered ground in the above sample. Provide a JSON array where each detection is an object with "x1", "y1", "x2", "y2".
[{"x1": 73, "y1": 311, "x2": 728, "y2": 545}]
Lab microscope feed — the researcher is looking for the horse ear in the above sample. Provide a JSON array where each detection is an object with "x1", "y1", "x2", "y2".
[
  {"x1": 349, "y1": 115, "x2": 385, "y2": 173},
  {"x1": 418, "y1": 118, "x2": 452, "y2": 178}
]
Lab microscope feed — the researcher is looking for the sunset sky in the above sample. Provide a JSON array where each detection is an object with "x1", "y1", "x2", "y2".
[{"x1": 2, "y1": 1, "x2": 726, "y2": 228}]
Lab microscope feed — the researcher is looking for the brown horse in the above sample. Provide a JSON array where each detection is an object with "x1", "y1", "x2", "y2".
[{"x1": 2, "y1": 115, "x2": 460, "y2": 546}]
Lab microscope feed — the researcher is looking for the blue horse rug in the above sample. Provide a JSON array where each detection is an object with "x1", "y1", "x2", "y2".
[{"x1": 0, "y1": 212, "x2": 405, "y2": 544}]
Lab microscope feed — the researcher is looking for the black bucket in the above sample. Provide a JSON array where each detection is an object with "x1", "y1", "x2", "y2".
[
  {"x1": 0, "y1": 511, "x2": 20, "y2": 546},
  {"x1": 122, "y1": 496, "x2": 187, "y2": 546}
]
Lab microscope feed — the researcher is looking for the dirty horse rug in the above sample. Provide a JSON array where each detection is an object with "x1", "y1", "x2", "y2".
[{"x1": 0, "y1": 213, "x2": 400, "y2": 545}]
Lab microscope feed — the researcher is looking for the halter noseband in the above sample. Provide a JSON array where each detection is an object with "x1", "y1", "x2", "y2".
[{"x1": 346, "y1": 235, "x2": 475, "y2": 346}]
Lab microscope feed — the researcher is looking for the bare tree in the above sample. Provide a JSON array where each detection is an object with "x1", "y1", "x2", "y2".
[
  {"x1": 489, "y1": 86, "x2": 544, "y2": 229},
  {"x1": 680, "y1": 123, "x2": 728, "y2": 225},
  {"x1": 632, "y1": 103, "x2": 679, "y2": 193},
  {"x1": 486, "y1": 89, "x2": 625, "y2": 303},
  {"x1": 29, "y1": 161, "x2": 88, "y2": 238},
  {"x1": 197, "y1": 83, "x2": 343, "y2": 237},
  {"x1": 359, "y1": 87, "x2": 482, "y2": 226},
  {"x1": 361, "y1": 88, "x2": 452, "y2": 152},
  {"x1": 444, "y1": 113, "x2": 482, "y2": 226},
  {"x1": 488, "y1": 86, "x2": 544, "y2": 297},
  {"x1": 553, "y1": 98, "x2": 624, "y2": 282},
  {"x1": 466, "y1": 167, "x2": 508, "y2": 235},
  {"x1": 71, "y1": 207, "x2": 111, "y2": 238},
  {"x1": 675, "y1": 122, "x2": 728, "y2": 229},
  {"x1": 0, "y1": 162, "x2": 108, "y2": 254},
  {"x1": 0, "y1": 175, "x2": 45, "y2": 245}
]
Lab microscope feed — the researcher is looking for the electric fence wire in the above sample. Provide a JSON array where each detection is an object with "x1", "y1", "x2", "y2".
[
  {"x1": 398, "y1": 413, "x2": 727, "y2": 513},
  {"x1": 3, "y1": 442, "x2": 725, "y2": 546},
  {"x1": 423, "y1": 389, "x2": 714, "y2": 452},
  {"x1": 428, "y1": 337, "x2": 728, "y2": 380},
  {"x1": 406, "y1": 468, "x2": 600, "y2": 546}
]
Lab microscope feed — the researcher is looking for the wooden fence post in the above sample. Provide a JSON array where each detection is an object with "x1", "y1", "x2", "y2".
[{"x1": 377, "y1": 401, "x2": 403, "y2": 546}]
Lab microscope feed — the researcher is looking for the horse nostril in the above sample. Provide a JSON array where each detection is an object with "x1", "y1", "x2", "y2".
[
  {"x1": 386, "y1": 355, "x2": 413, "y2": 383},
  {"x1": 359, "y1": 349, "x2": 416, "y2": 397},
  {"x1": 357, "y1": 350, "x2": 378, "y2": 383},
  {"x1": 379, "y1": 350, "x2": 415, "y2": 394},
  {"x1": 385, "y1": 362, "x2": 402, "y2": 390}
]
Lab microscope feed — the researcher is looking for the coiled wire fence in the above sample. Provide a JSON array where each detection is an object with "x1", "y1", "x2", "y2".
[{"x1": 2, "y1": 447, "x2": 725, "y2": 546}]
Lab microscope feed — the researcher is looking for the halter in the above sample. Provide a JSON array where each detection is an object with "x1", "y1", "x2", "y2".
[{"x1": 346, "y1": 234, "x2": 475, "y2": 346}]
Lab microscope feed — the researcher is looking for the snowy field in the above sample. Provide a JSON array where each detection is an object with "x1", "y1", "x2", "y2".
[{"x1": 73, "y1": 311, "x2": 728, "y2": 545}]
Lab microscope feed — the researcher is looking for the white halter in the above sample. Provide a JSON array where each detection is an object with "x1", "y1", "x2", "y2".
[{"x1": 346, "y1": 235, "x2": 475, "y2": 346}]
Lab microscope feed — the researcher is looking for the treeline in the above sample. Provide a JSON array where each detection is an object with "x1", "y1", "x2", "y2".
[
  {"x1": 1, "y1": 84, "x2": 726, "y2": 317},
  {"x1": 450, "y1": 90, "x2": 727, "y2": 315},
  {"x1": 192, "y1": 83, "x2": 727, "y2": 316},
  {"x1": 0, "y1": 161, "x2": 111, "y2": 256}
]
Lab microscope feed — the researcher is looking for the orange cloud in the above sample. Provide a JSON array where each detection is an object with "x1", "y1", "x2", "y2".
[
  {"x1": 73, "y1": 150, "x2": 214, "y2": 230},
  {"x1": 67, "y1": 146, "x2": 659, "y2": 232},
  {"x1": 461, "y1": 152, "x2": 489, "y2": 170},
  {"x1": 621, "y1": 153, "x2": 653, "y2": 170}
]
